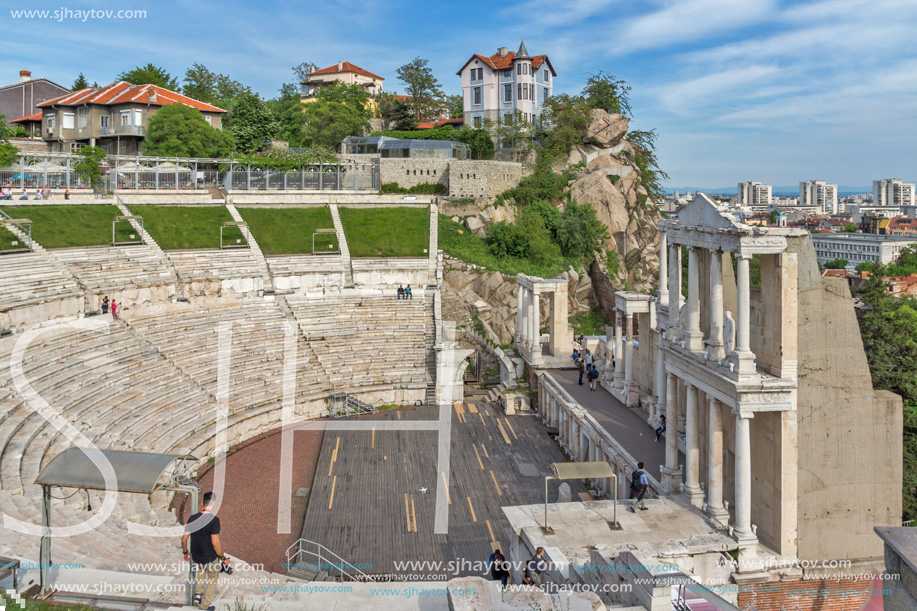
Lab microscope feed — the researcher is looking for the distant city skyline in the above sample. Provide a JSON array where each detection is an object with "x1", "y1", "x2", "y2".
[{"x1": 4, "y1": 0, "x2": 915, "y2": 186}]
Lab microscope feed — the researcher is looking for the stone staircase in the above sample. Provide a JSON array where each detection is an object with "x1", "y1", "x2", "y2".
[
  {"x1": 328, "y1": 204, "x2": 353, "y2": 287},
  {"x1": 427, "y1": 203, "x2": 439, "y2": 281},
  {"x1": 424, "y1": 296, "x2": 437, "y2": 405},
  {"x1": 115, "y1": 196, "x2": 185, "y2": 301},
  {"x1": 225, "y1": 201, "x2": 275, "y2": 294}
]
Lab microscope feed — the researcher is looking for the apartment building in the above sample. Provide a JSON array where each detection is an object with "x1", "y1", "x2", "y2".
[
  {"x1": 737, "y1": 181, "x2": 772, "y2": 207},
  {"x1": 457, "y1": 41, "x2": 556, "y2": 129},
  {"x1": 873, "y1": 179, "x2": 916, "y2": 207},
  {"x1": 36, "y1": 82, "x2": 226, "y2": 155},
  {"x1": 810, "y1": 232, "x2": 917, "y2": 265},
  {"x1": 799, "y1": 180, "x2": 838, "y2": 214},
  {"x1": 301, "y1": 62, "x2": 384, "y2": 98}
]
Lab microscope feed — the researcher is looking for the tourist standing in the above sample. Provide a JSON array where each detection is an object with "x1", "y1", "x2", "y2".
[
  {"x1": 585, "y1": 349, "x2": 594, "y2": 368},
  {"x1": 64, "y1": 189, "x2": 70, "y2": 200},
  {"x1": 524, "y1": 547, "x2": 546, "y2": 587},
  {"x1": 182, "y1": 492, "x2": 229, "y2": 611},
  {"x1": 101, "y1": 296, "x2": 109, "y2": 315},
  {"x1": 654, "y1": 414, "x2": 666, "y2": 442},
  {"x1": 628, "y1": 462, "x2": 649, "y2": 512},
  {"x1": 40, "y1": 185, "x2": 51, "y2": 200},
  {"x1": 488, "y1": 548, "x2": 509, "y2": 587},
  {"x1": 577, "y1": 357, "x2": 586, "y2": 386},
  {"x1": 588, "y1": 363, "x2": 599, "y2": 391},
  {"x1": 110, "y1": 300, "x2": 118, "y2": 319}
]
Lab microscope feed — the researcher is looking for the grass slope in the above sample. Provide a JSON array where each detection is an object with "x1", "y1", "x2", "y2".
[
  {"x1": 438, "y1": 215, "x2": 577, "y2": 278},
  {"x1": 0, "y1": 224, "x2": 23, "y2": 251},
  {"x1": 129, "y1": 205, "x2": 245, "y2": 250},
  {"x1": 339, "y1": 207, "x2": 429, "y2": 258},
  {"x1": 0, "y1": 205, "x2": 137, "y2": 248},
  {"x1": 236, "y1": 206, "x2": 337, "y2": 255}
]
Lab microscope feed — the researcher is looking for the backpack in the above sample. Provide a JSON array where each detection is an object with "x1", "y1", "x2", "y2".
[
  {"x1": 589, "y1": 367, "x2": 599, "y2": 380},
  {"x1": 631, "y1": 469, "x2": 644, "y2": 490}
]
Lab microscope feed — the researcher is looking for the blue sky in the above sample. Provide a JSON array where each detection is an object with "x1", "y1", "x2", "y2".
[{"x1": 5, "y1": 0, "x2": 917, "y2": 187}]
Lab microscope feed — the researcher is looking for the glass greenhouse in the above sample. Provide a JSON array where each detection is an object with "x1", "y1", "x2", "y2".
[{"x1": 343, "y1": 136, "x2": 470, "y2": 160}]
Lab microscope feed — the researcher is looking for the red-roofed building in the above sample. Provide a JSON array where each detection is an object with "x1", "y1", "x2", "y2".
[
  {"x1": 415, "y1": 118, "x2": 464, "y2": 130},
  {"x1": 35, "y1": 82, "x2": 227, "y2": 155},
  {"x1": 10, "y1": 112, "x2": 42, "y2": 134},
  {"x1": 456, "y1": 41, "x2": 556, "y2": 129},
  {"x1": 302, "y1": 61, "x2": 384, "y2": 99}
]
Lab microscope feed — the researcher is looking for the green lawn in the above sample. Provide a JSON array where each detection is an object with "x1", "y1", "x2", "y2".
[
  {"x1": 129, "y1": 205, "x2": 246, "y2": 250},
  {"x1": 339, "y1": 207, "x2": 429, "y2": 258},
  {"x1": 0, "y1": 205, "x2": 137, "y2": 248},
  {"x1": 0, "y1": 224, "x2": 25, "y2": 251},
  {"x1": 236, "y1": 206, "x2": 338, "y2": 255},
  {"x1": 438, "y1": 214, "x2": 577, "y2": 278}
]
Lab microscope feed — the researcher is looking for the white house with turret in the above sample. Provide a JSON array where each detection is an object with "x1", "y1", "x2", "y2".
[{"x1": 456, "y1": 41, "x2": 555, "y2": 129}]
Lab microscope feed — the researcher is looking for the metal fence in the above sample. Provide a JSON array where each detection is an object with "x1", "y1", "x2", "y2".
[{"x1": 0, "y1": 152, "x2": 379, "y2": 192}]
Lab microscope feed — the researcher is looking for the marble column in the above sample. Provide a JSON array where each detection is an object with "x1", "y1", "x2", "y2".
[
  {"x1": 706, "y1": 250, "x2": 725, "y2": 360},
  {"x1": 733, "y1": 413, "x2": 757, "y2": 548},
  {"x1": 667, "y1": 243, "x2": 681, "y2": 330},
  {"x1": 604, "y1": 327, "x2": 615, "y2": 381},
  {"x1": 613, "y1": 310, "x2": 624, "y2": 389},
  {"x1": 682, "y1": 384, "x2": 703, "y2": 506},
  {"x1": 685, "y1": 246, "x2": 704, "y2": 351},
  {"x1": 706, "y1": 397, "x2": 728, "y2": 522},
  {"x1": 532, "y1": 291, "x2": 541, "y2": 362},
  {"x1": 653, "y1": 346, "x2": 665, "y2": 426},
  {"x1": 662, "y1": 372, "x2": 682, "y2": 491},
  {"x1": 623, "y1": 313, "x2": 634, "y2": 400},
  {"x1": 734, "y1": 252, "x2": 755, "y2": 374},
  {"x1": 515, "y1": 284, "x2": 524, "y2": 346},
  {"x1": 658, "y1": 231, "x2": 669, "y2": 309}
]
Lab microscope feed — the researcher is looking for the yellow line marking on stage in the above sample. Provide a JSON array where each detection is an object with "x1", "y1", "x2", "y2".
[
  {"x1": 504, "y1": 418, "x2": 518, "y2": 439},
  {"x1": 328, "y1": 476, "x2": 337, "y2": 509},
  {"x1": 467, "y1": 403, "x2": 479, "y2": 413},
  {"x1": 472, "y1": 444, "x2": 484, "y2": 470},
  {"x1": 496, "y1": 419, "x2": 512, "y2": 445},
  {"x1": 490, "y1": 470, "x2": 503, "y2": 496},
  {"x1": 371, "y1": 426, "x2": 375, "y2": 449},
  {"x1": 486, "y1": 519, "x2": 496, "y2": 542},
  {"x1": 397, "y1": 411, "x2": 401, "y2": 420},
  {"x1": 467, "y1": 496, "x2": 477, "y2": 522},
  {"x1": 489, "y1": 435, "x2": 493, "y2": 441},
  {"x1": 411, "y1": 498, "x2": 418, "y2": 532},
  {"x1": 479, "y1": 413, "x2": 486, "y2": 426},
  {"x1": 442, "y1": 471, "x2": 451, "y2": 504},
  {"x1": 404, "y1": 493, "x2": 411, "y2": 531},
  {"x1": 480, "y1": 443, "x2": 489, "y2": 458}
]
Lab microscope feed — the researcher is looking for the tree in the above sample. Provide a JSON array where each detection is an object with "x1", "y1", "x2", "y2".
[
  {"x1": 583, "y1": 71, "x2": 632, "y2": 116},
  {"x1": 117, "y1": 64, "x2": 178, "y2": 90},
  {"x1": 824, "y1": 258, "x2": 849, "y2": 269},
  {"x1": 842, "y1": 223, "x2": 858, "y2": 232},
  {"x1": 292, "y1": 62, "x2": 319, "y2": 86},
  {"x1": 0, "y1": 143, "x2": 19, "y2": 168},
  {"x1": 0, "y1": 112, "x2": 13, "y2": 141},
  {"x1": 769, "y1": 209, "x2": 779, "y2": 225},
  {"x1": 72, "y1": 73, "x2": 89, "y2": 91},
  {"x1": 300, "y1": 82, "x2": 370, "y2": 149},
  {"x1": 142, "y1": 103, "x2": 234, "y2": 158},
  {"x1": 396, "y1": 57, "x2": 443, "y2": 120},
  {"x1": 628, "y1": 129, "x2": 669, "y2": 206},
  {"x1": 492, "y1": 111, "x2": 535, "y2": 162},
  {"x1": 377, "y1": 93, "x2": 414, "y2": 131},
  {"x1": 453, "y1": 128, "x2": 494, "y2": 160},
  {"x1": 182, "y1": 63, "x2": 250, "y2": 110},
  {"x1": 268, "y1": 83, "x2": 306, "y2": 147},
  {"x1": 556, "y1": 200, "x2": 610, "y2": 260},
  {"x1": 446, "y1": 94, "x2": 463, "y2": 119},
  {"x1": 74, "y1": 146, "x2": 107, "y2": 190},
  {"x1": 226, "y1": 92, "x2": 279, "y2": 154}
]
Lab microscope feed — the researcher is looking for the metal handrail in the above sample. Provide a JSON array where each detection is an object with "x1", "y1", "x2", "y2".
[{"x1": 285, "y1": 538, "x2": 372, "y2": 582}]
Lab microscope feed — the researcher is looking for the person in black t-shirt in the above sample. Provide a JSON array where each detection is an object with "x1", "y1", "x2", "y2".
[{"x1": 181, "y1": 492, "x2": 227, "y2": 611}]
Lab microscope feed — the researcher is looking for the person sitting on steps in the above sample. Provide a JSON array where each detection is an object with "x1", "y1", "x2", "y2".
[
  {"x1": 397, "y1": 285, "x2": 405, "y2": 300},
  {"x1": 405, "y1": 285, "x2": 412, "y2": 300}
]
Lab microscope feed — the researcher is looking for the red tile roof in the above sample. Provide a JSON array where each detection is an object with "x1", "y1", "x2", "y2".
[
  {"x1": 415, "y1": 118, "x2": 464, "y2": 130},
  {"x1": 458, "y1": 52, "x2": 554, "y2": 76},
  {"x1": 307, "y1": 62, "x2": 384, "y2": 81},
  {"x1": 11, "y1": 112, "x2": 41, "y2": 123},
  {"x1": 37, "y1": 82, "x2": 226, "y2": 113}
]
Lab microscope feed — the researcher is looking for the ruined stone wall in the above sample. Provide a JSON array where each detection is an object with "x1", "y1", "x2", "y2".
[
  {"x1": 378, "y1": 158, "x2": 450, "y2": 191},
  {"x1": 792, "y1": 235, "x2": 902, "y2": 562},
  {"x1": 377, "y1": 158, "x2": 522, "y2": 199}
]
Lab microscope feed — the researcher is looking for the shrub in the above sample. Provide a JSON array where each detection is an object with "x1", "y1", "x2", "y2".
[{"x1": 380, "y1": 182, "x2": 447, "y2": 195}]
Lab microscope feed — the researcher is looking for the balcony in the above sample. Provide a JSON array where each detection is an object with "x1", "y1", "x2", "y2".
[{"x1": 100, "y1": 125, "x2": 145, "y2": 137}]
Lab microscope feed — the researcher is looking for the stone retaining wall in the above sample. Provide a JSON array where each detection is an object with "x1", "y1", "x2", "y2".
[{"x1": 378, "y1": 158, "x2": 523, "y2": 199}]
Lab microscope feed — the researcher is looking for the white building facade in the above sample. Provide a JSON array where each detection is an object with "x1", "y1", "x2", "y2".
[
  {"x1": 799, "y1": 180, "x2": 838, "y2": 214},
  {"x1": 811, "y1": 232, "x2": 917, "y2": 265},
  {"x1": 737, "y1": 181, "x2": 772, "y2": 207},
  {"x1": 873, "y1": 179, "x2": 916, "y2": 207},
  {"x1": 457, "y1": 42, "x2": 555, "y2": 129}
]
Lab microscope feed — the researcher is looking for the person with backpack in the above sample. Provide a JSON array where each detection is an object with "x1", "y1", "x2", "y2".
[
  {"x1": 577, "y1": 356, "x2": 586, "y2": 386},
  {"x1": 588, "y1": 363, "x2": 599, "y2": 390},
  {"x1": 628, "y1": 462, "x2": 649, "y2": 512},
  {"x1": 488, "y1": 548, "x2": 509, "y2": 587},
  {"x1": 101, "y1": 296, "x2": 109, "y2": 315}
]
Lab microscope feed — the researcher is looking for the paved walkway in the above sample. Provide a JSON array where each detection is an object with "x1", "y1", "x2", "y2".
[{"x1": 550, "y1": 368, "x2": 684, "y2": 483}]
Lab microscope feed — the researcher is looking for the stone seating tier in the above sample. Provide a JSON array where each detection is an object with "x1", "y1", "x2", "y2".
[
  {"x1": 0, "y1": 252, "x2": 83, "y2": 310},
  {"x1": 53, "y1": 245, "x2": 177, "y2": 293},
  {"x1": 166, "y1": 250, "x2": 263, "y2": 280}
]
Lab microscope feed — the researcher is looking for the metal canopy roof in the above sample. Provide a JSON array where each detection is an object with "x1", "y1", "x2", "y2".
[
  {"x1": 550, "y1": 461, "x2": 614, "y2": 480},
  {"x1": 35, "y1": 449, "x2": 195, "y2": 494}
]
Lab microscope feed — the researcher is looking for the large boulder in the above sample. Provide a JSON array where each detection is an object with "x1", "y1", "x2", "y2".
[
  {"x1": 584, "y1": 109, "x2": 629, "y2": 148},
  {"x1": 569, "y1": 171, "x2": 630, "y2": 249}
]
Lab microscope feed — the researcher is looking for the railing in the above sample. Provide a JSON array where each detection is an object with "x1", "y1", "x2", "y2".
[
  {"x1": 330, "y1": 391, "x2": 378, "y2": 418},
  {"x1": 100, "y1": 125, "x2": 145, "y2": 137},
  {"x1": 284, "y1": 538, "x2": 372, "y2": 582}
]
